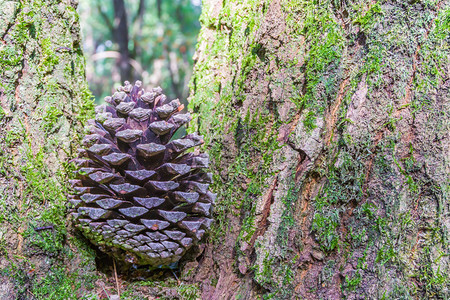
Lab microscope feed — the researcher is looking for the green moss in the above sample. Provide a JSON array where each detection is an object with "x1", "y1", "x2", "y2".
[
  {"x1": 42, "y1": 106, "x2": 63, "y2": 133},
  {"x1": 40, "y1": 38, "x2": 59, "y2": 72},
  {"x1": 353, "y1": 2, "x2": 383, "y2": 30},
  {"x1": 253, "y1": 251, "x2": 298, "y2": 299},
  {"x1": 301, "y1": 111, "x2": 317, "y2": 131},
  {"x1": 189, "y1": 0, "x2": 278, "y2": 243},
  {"x1": 413, "y1": 5, "x2": 449, "y2": 112},
  {"x1": 311, "y1": 209, "x2": 340, "y2": 252},
  {"x1": 120, "y1": 278, "x2": 200, "y2": 299},
  {"x1": 0, "y1": 259, "x2": 95, "y2": 300},
  {"x1": 311, "y1": 147, "x2": 366, "y2": 252},
  {"x1": 281, "y1": 0, "x2": 347, "y2": 128},
  {"x1": 73, "y1": 77, "x2": 95, "y2": 126},
  {"x1": 17, "y1": 140, "x2": 69, "y2": 255},
  {"x1": 415, "y1": 246, "x2": 449, "y2": 298},
  {"x1": 361, "y1": 42, "x2": 386, "y2": 86},
  {"x1": 343, "y1": 271, "x2": 362, "y2": 291},
  {"x1": 222, "y1": 111, "x2": 282, "y2": 242},
  {"x1": 0, "y1": 261, "x2": 32, "y2": 297},
  {"x1": 276, "y1": 179, "x2": 299, "y2": 251},
  {"x1": 255, "y1": 253, "x2": 274, "y2": 286},
  {"x1": 177, "y1": 283, "x2": 201, "y2": 300},
  {"x1": 31, "y1": 267, "x2": 79, "y2": 300}
]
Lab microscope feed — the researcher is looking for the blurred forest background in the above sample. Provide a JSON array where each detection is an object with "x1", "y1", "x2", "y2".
[{"x1": 78, "y1": 0, "x2": 202, "y2": 104}]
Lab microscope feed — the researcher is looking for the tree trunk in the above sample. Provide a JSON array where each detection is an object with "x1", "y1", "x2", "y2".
[
  {"x1": 113, "y1": 0, "x2": 132, "y2": 83},
  {"x1": 0, "y1": 0, "x2": 97, "y2": 298},
  {"x1": 188, "y1": 0, "x2": 449, "y2": 299}
]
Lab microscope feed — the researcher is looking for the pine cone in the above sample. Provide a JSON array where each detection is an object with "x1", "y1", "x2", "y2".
[{"x1": 68, "y1": 81, "x2": 215, "y2": 267}]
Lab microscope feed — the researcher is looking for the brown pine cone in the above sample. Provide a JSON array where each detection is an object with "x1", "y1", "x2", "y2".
[{"x1": 68, "y1": 81, "x2": 215, "y2": 267}]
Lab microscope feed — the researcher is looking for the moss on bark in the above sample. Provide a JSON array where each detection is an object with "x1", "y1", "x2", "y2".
[
  {"x1": 188, "y1": 0, "x2": 449, "y2": 299},
  {"x1": 0, "y1": 0, "x2": 97, "y2": 298}
]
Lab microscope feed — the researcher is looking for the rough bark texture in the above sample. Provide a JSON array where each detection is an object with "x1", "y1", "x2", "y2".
[
  {"x1": 187, "y1": 0, "x2": 449, "y2": 299},
  {"x1": 0, "y1": 0, "x2": 98, "y2": 298}
]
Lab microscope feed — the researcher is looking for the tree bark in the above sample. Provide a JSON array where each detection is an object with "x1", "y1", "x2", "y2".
[
  {"x1": 0, "y1": 0, "x2": 97, "y2": 298},
  {"x1": 187, "y1": 0, "x2": 449, "y2": 299}
]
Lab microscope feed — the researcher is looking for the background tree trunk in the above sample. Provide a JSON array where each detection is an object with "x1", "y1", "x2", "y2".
[
  {"x1": 113, "y1": 0, "x2": 132, "y2": 82},
  {"x1": 0, "y1": 0, "x2": 97, "y2": 298},
  {"x1": 187, "y1": 0, "x2": 449, "y2": 299}
]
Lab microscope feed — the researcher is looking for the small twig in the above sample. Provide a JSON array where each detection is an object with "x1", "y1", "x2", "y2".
[
  {"x1": 170, "y1": 269, "x2": 180, "y2": 285},
  {"x1": 34, "y1": 225, "x2": 53, "y2": 231},
  {"x1": 55, "y1": 46, "x2": 72, "y2": 53},
  {"x1": 27, "y1": 290, "x2": 36, "y2": 298},
  {"x1": 113, "y1": 259, "x2": 120, "y2": 297}
]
